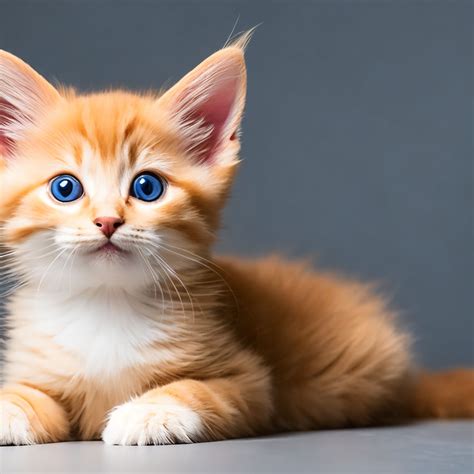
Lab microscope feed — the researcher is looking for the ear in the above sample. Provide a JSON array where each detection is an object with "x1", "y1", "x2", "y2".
[
  {"x1": 158, "y1": 46, "x2": 247, "y2": 164},
  {"x1": 0, "y1": 50, "x2": 61, "y2": 157}
]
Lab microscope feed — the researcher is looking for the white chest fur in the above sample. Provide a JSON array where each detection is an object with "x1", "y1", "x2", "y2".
[{"x1": 18, "y1": 287, "x2": 180, "y2": 378}]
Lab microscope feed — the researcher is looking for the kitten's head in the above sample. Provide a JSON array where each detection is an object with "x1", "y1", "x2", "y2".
[{"x1": 0, "y1": 41, "x2": 247, "y2": 291}]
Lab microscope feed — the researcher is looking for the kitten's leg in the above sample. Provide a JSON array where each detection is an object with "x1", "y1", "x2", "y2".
[
  {"x1": 102, "y1": 369, "x2": 272, "y2": 445},
  {"x1": 0, "y1": 384, "x2": 70, "y2": 445}
]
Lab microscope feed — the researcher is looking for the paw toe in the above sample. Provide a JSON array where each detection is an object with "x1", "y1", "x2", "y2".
[
  {"x1": 102, "y1": 396, "x2": 203, "y2": 446},
  {"x1": 0, "y1": 401, "x2": 35, "y2": 445}
]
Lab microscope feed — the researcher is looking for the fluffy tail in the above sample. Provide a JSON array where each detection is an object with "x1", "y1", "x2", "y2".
[{"x1": 409, "y1": 369, "x2": 474, "y2": 419}]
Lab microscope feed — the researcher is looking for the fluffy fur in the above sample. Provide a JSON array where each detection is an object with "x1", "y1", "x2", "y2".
[{"x1": 0, "y1": 38, "x2": 472, "y2": 445}]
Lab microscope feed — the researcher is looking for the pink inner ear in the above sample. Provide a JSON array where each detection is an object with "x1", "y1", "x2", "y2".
[
  {"x1": 185, "y1": 77, "x2": 239, "y2": 163},
  {"x1": 0, "y1": 97, "x2": 16, "y2": 156}
]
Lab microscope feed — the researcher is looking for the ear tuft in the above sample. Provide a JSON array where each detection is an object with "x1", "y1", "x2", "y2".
[
  {"x1": 159, "y1": 47, "x2": 247, "y2": 164},
  {"x1": 0, "y1": 50, "x2": 60, "y2": 157},
  {"x1": 223, "y1": 26, "x2": 257, "y2": 51}
]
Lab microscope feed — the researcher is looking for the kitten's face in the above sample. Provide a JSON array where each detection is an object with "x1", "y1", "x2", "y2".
[{"x1": 0, "y1": 46, "x2": 246, "y2": 291}]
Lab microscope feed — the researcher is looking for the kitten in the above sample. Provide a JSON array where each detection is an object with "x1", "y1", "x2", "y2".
[{"x1": 0, "y1": 37, "x2": 472, "y2": 445}]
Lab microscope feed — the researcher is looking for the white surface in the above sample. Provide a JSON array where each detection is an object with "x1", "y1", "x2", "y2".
[{"x1": 2, "y1": 421, "x2": 474, "y2": 473}]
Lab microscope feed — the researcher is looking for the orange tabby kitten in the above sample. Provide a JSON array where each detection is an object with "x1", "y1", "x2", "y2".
[{"x1": 0, "y1": 37, "x2": 472, "y2": 445}]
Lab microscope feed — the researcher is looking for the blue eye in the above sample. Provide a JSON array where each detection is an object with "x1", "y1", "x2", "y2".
[
  {"x1": 50, "y1": 175, "x2": 84, "y2": 203},
  {"x1": 130, "y1": 173, "x2": 165, "y2": 202}
]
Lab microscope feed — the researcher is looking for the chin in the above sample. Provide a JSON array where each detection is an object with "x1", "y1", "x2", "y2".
[{"x1": 75, "y1": 252, "x2": 149, "y2": 291}]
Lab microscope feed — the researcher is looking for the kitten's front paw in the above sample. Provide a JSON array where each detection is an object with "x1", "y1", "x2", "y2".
[
  {"x1": 0, "y1": 400, "x2": 35, "y2": 445},
  {"x1": 102, "y1": 396, "x2": 203, "y2": 445}
]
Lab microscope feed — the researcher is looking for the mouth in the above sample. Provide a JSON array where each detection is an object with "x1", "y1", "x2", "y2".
[{"x1": 94, "y1": 242, "x2": 127, "y2": 255}]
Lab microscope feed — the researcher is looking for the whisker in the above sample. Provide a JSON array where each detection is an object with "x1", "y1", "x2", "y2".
[
  {"x1": 151, "y1": 253, "x2": 188, "y2": 318},
  {"x1": 156, "y1": 252, "x2": 198, "y2": 323},
  {"x1": 155, "y1": 241, "x2": 239, "y2": 315},
  {"x1": 58, "y1": 244, "x2": 79, "y2": 296},
  {"x1": 35, "y1": 247, "x2": 68, "y2": 295},
  {"x1": 137, "y1": 246, "x2": 163, "y2": 304},
  {"x1": 143, "y1": 249, "x2": 176, "y2": 314}
]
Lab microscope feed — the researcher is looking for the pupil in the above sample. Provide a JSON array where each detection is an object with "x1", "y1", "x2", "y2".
[
  {"x1": 140, "y1": 178, "x2": 153, "y2": 196},
  {"x1": 59, "y1": 180, "x2": 73, "y2": 196}
]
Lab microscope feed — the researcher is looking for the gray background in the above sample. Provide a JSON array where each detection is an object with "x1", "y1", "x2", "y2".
[{"x1": 0, "y1": 0, "x2": 472, "y2": 369}]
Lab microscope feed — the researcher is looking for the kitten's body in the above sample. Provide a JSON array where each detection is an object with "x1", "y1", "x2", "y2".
[
  {"x1": 2, "y1": 256, "x2": 411, "y2": 442},
  {"x1": 0, "y1": 41, "x2": 472, "y2": 445}
]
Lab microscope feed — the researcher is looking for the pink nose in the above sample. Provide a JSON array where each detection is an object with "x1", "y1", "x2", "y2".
[{"x1": 94, "y1": 216, "x2": 124, "y2": 238}]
